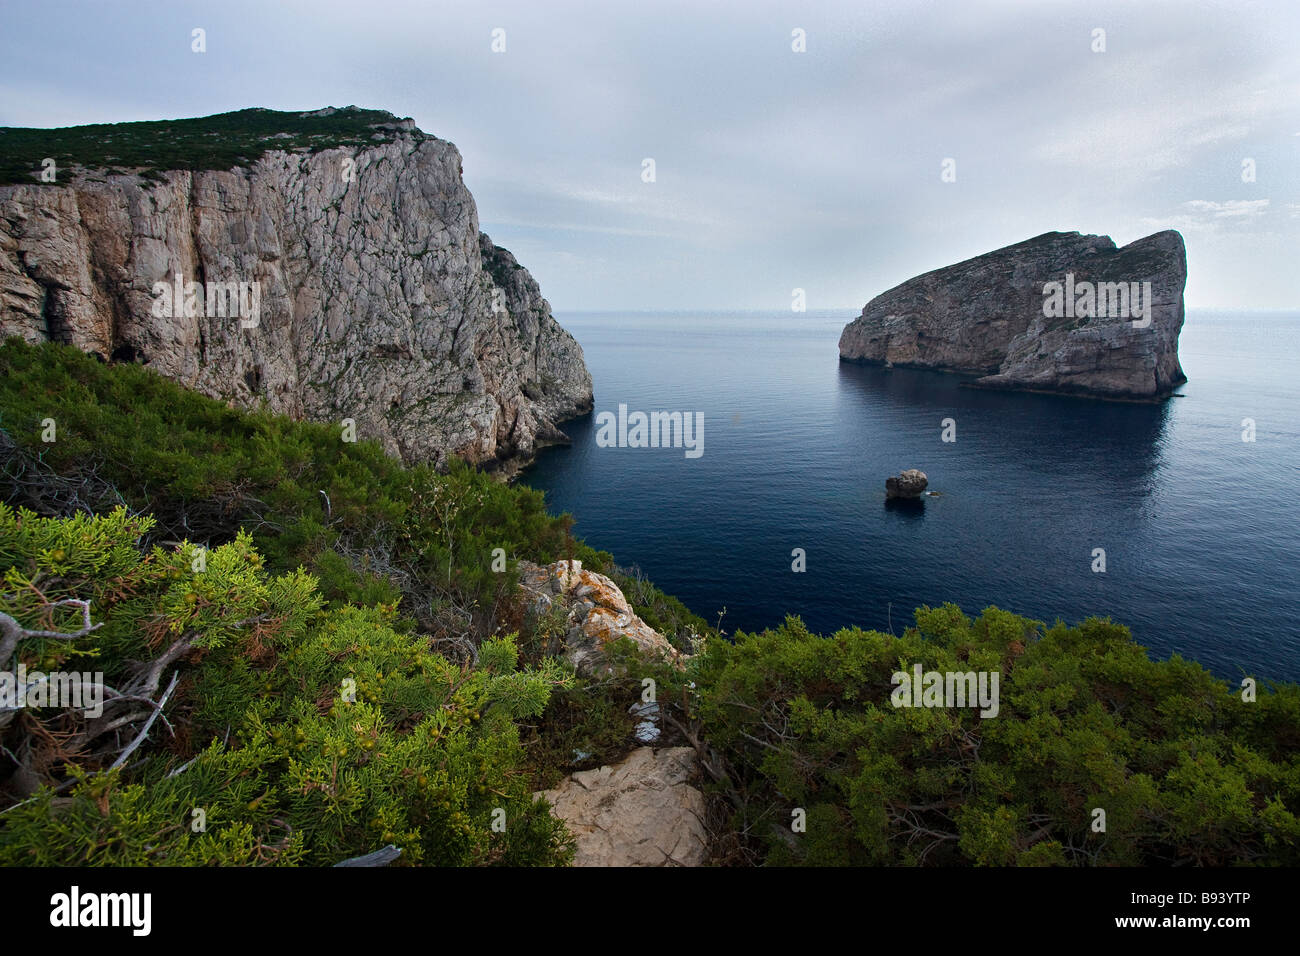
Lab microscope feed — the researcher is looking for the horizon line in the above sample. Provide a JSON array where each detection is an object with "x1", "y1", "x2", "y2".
[{"x1": 551, "y1": 305, "x2": 1300, "y2": 315}]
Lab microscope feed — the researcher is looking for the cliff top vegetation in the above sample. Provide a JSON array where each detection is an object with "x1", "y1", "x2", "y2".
[{"x1": 0, "y1": 106, "x2": 426, "y2": 186}]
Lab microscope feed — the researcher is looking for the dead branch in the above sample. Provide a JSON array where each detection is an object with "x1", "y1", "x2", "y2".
[
  {"x1": 109, "y1": 672, "x2": 180, "y2": 770},
  {"x1": 0, "y1": 602, "x2": 103, "y2": 664}
]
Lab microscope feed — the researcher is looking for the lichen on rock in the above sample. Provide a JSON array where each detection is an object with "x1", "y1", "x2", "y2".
[{"x1": 517, "y1": 559, "x2": 681, "y2": 676}]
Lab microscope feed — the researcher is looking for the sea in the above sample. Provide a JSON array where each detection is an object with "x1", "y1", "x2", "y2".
[{"x1": 521, "y1": 310, "x2": 1300, "y2": 684}]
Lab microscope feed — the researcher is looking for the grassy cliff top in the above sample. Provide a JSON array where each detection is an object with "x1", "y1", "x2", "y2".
[{"x1": 0, "y1": 106, "x2": 427, "y2": 186}]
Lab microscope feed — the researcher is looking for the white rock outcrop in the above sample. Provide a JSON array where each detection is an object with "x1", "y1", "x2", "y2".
[
  {"x1": 517, "y1": 559, "x2": 681, "y2": 676},
  {"x1": 537, "y1": 747, "x2": 710, "y2": 867}
]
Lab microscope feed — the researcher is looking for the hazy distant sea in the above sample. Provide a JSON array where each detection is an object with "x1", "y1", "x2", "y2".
[{"x1": 522, "y1": 310, "x2": 1300, "y2": 683}]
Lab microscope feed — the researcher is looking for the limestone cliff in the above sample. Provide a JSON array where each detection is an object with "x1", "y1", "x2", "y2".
[
  {"x1": 0, "y1": 107, "x2": 592, "y2": 469},
  {"x1": 839, "y1": 230, "x2": 1187, "y2": 400}
]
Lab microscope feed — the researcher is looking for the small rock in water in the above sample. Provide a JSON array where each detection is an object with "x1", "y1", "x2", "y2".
[{"x1": 886, "y1": 469, "x2": 928, "y2": 499}]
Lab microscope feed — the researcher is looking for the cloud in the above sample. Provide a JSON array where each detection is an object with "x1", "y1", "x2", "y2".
[
  {"x1": 1139, "y1": 200, "x2": 1273, "y2": 237},
  {"x1": 1182, "y1": 200, "x2": 1271, "y2": 218}
]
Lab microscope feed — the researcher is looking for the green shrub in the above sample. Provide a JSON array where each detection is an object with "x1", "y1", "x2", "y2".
[
  {"x1": 0, "y1": 339, "x2": 587, "y2": 641},
  {"x1": 686, "y1": 607, "x2": 1300, "y2": 866},
  {"x1": 0, "y1": 504, "x2": 573, "y2": 866}
]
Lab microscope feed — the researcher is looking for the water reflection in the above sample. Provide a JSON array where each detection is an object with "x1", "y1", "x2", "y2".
[
  {"x1": 835, "y1": 360, "x2": 1174, "y2": 491},
  {"x1": 884, "y1": 496, "x2": 926, "y2": 519}
]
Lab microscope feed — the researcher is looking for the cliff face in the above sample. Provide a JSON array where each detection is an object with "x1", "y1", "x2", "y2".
[
  {"x1": 838, "y1": 230, "x2": 1187, "y2": 399},
  {"x1": 0, "y1": 109, "x2": 592, "y2": 468}
]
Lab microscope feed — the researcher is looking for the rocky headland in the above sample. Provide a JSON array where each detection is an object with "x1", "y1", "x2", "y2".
[{"x1": 0, "y1": 107, "x2": 593, "y2": 471}]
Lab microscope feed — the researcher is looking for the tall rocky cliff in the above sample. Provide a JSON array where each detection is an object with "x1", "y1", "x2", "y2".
[
  {"x1": 839, "y1": 230, "x2": 1187, "y2": 400},
  {"x1": 0, "y1": 108, "x2": 593, "y2": 469}
]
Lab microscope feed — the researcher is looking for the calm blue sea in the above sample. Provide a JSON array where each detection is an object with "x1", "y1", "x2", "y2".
[{"x1": 521, "y1": 310, "x2": 1300, "y2": 684}]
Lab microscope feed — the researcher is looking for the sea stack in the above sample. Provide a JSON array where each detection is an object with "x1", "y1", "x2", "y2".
[{"x1": 839, "y1": 230, "x2": 1188, "y2": 400}]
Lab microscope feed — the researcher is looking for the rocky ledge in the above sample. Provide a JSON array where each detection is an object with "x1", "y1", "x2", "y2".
[
  {"x1": 0, "y1": 107, "x2": 593, "y2": 470},
  {"x1": 838, "y1": 230, "x2": 1188, "y2": 400}
]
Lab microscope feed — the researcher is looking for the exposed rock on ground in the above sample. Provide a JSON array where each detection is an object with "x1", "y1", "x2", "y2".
[
  {"x1": 536, "y1": 747, "x2": 710, "y2": 867},
  {"x1": 519, "y1": 563, "x2": 707, "y2": 864},
  {"x1": 517, "y1": 559, "x2": 680, "y2": 676},
  {"x1": 839, "y1": 230, "x2": 1187, "y2": 400},
  {"x1": 886, "y1": 468, "x2": 928, "y2": 499},
  {"x1": 0, "y1": 108, "x2": 592, "y2": 470}
]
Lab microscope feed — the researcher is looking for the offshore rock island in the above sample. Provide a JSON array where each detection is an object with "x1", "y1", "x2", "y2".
[
  {"x1": 839, "y1": 230, "x2": 1188, "y2": 400},
  {"x1": 0, "y1": 107, "x2": 593, "y2": 471}
]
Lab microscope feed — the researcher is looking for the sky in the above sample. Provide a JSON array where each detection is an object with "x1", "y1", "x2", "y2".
[{"x1": 2, "y1": 0, "x2": 1297, "y2": 311}]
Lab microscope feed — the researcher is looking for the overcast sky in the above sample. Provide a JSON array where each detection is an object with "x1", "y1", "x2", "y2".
[{"x1": 2, "y1": 0, "x2": 1297, "y2": 310}]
